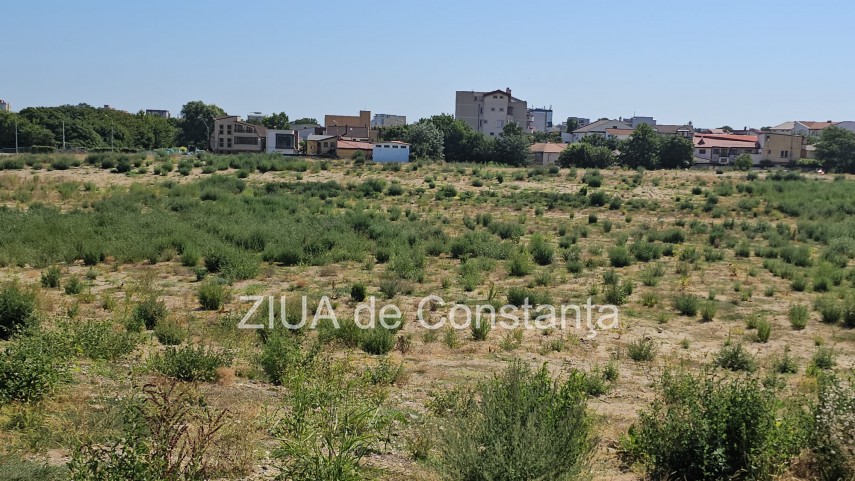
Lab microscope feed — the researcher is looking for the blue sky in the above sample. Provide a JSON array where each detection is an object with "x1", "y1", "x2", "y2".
[{"x1": 2, "y1": 0, "x2": 853, "y2": 128}]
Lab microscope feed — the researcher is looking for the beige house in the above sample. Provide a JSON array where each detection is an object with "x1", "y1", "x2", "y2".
[
  {"x1": 210, "y1": 115, "x2": 266, "y2": 153},
  {"x1": 325, "y1": 110, "x2": 376, "y2": 139},
  {"x1": 530, "y1": 143, "x2": 565, "y2": 166},
  {"x1": 306, "y1": 134, "x2": 337, "y2": 156},
  {"x1": 455, "y1": 88, "x2": 530, "y2": 136},
  {"x1": 754, "y1": 132, "x2": 803, "y2": 165}
]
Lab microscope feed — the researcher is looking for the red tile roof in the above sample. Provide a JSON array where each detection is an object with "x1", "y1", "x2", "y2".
[
  {"x1": 801, "y1": 121, "x2": 835, "y2": 130},
  {"x1": 605, "y1": 128, "x2": 635, "y2": 136},
  {"x1": 530, "y1": 143, "x2": 566, "y2": 153},
  {"x1": 338, "y1": 140, "x2": 373, "y2": 150},
  {"x1": 694, "y1": 134, "x2": 758, "y2": 149}
]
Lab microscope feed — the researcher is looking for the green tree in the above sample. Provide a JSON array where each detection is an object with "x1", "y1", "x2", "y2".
[
  {"x1": 378, "y1": 124, "x2": 410, "y2": 142},
  {"x1": 566, "y1": 118, "x2": 580, "y2": 133},
  {"x1": 659, "y1": 136, "x2": 695, "y2": 169},
  {"x1": 532, "y1": 130, "x2": 562, "y2": 143},
  {"x1": 719, "y1": 125, "x2": 734, "y2": 133},
  {"x1": 259, "y1": 112, "x2": 290, "y2": 130},
  {"x1": 291, "y1": 117, "x2": 318, "y2": 125},
  {"x1": 177, "y1": 101, "x2": 225, "y2": 149},
  {"x1": 733, "y1": 153, "x2": 754, "y2": 171},
  {"x1": 0, "y1": 111, "x2": 55, "y2": 148},
  {"x1": 558, "y1": 143, "x2": 614, "y2": 168},
  {"x1": 815, "y1": 126, "x2": 855, "y2": 173},
  {"x1": 493, "y1": 123, "x2": 531, "y2": 166},
  {"x1": 580, "y1": 134, "x2": 619, "y2": 150},
  {"x1": 620, "y1": 123, "x2": 660, "y2": 169},
  {"x1": 407, "y1": 121, "x2": 444, "y2": 159}
]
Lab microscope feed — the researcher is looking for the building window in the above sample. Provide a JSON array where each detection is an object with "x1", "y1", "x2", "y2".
[
  {"x1": 323, "y1": 141, "x2": 328, "y2": 147},
  {"x1": 781, "y1": 150, "x2": 789, "y2": 158},
  {"x1": 234, "y1": 136, "x2": 258, "y2": 145},
  {"x1": 712, "y1": 148, "x2": 720, "y2": 155},
  {"x1": 275, "y1": 134, "x2": 293, "y2": 150},
  {"x1": 699, "y1": 149, "x2": 706, "y2": 154},
  {"x1": 227, "y1": 138, "x2": 232, "y2": 148},
  {"x1": 219, "y1": 138, "x2": 223, "y2": 148},
  {"x1": 491, "y1": 107, "x2": 495, "y2": 111},
  {"x1": 499, "y1": 108, "x2": 504, "y2": 112},
  {"x1": 497, "y1": 120, "x2": 504, "y2": 128},
  {"x1": 493, "y1": 95, "x2": 497, "y2": 99},
  {"x1": 490, "y1": 132, "x2": 495, "y2": 136}
]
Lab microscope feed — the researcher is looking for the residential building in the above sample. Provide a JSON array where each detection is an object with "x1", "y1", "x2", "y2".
[
  {"x1": 291, "y1": 123, "x2": 322, "y2": 140},
  {"x1": 145, "y1": 109, "x2": 170, "y2": 119},
  {"x1": 0, "y1": 99, "x2": 10, "y2": 112},
  {"x1": 832, "y1": 121, "x2": 855, "y2": 134},
  {"x1": 529, "y1": 107, "x2": 553, "y2": 132},
  {"x1": 373, "y1": 141, "x2": 411, "y2": 162},
  {"x1": 627, "y1": 116, "x2": 656, "y2": 128},
  {"x1": 568, "y1": 119, "x2": 632, "y2": 143},
  {"x1": 371, "y1": 114, "x2": 407, "y2": 128},
  {"x1": 530, "y1": 143, "x2": 564, "y2": 166},
  {"x1": 605, "y1": 129, "x2": 634, "y2": 142},
  {"x1": 566, "y1": 117, "x2": 591, "y2": 129},
  {"x1": 654, "y1": 124, "x2": 694, "y2": 139},
  {"x1": 770, "y1": 120, "x2": 836, "y2": 138},
  {"x1": 266, "y1": 130, "x2": 299, "y2": 155},
  {"x1": 210, "y1": 115, "x2": 266, "y2": 153},
  {"x1": 306, "y1": 134, "x2": 337, "y2": 156},
  {"x1": 754, "y1": 132, "x2": 802, "y2": 165},
  {"x1": 455, "y1": 88, "x2": 530, "y2": 136},
  {"x1": 326, "y1": 110, "x2": 373, "y2": 139},
  {"x1": 693, "y1": 133, "x2": 758, "y2": 165},
  {"x1": 247, "y1": 112, "x2": 265, "y2": 123},
  {"x1": 337, "y1": 139, "x2": 373, "y2": 160}
]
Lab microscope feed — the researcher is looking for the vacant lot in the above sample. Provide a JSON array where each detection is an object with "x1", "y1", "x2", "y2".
[{"x1": 0, "y1": 152, "x2": 853, "y2": 480}]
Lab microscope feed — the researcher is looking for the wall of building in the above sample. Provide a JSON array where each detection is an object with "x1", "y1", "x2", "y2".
[
  {"x1": 835, "y1": 121, "x2": 855, "y2": 134},
  {"x1": 211, "y1": 117, "x2": 264, "y2": 153},
  {"x1": 530, "y1": 109, "x2": 553, "y2": 132},
  {"x1": 266, "y1": 130, "x2": 298, "y2": 154},
  {"x1": 325, "y1": 111, "x2": 371, "y2": 129},
  {"x1": 307, "y1": 138, "x2": 336, "y2": 156},
  {"x1": 755, "y1": 133, "x2": 802, "y2": 165},
  {"x1": 373, "y1": 142, "x2": 410, "y2": 162},
  {"x1": 455, "y1": 91, "x2": 482, "y2": 132},
  {"x1": 371, "y1": 114, "x2": 407, "y2": 128}
]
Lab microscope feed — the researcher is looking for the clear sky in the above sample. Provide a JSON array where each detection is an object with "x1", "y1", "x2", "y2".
[{"x1": 2, "y1": 0, "x2": 853, "y2": 128}]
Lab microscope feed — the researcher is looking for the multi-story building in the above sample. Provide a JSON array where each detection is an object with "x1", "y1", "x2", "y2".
[
  {"x1": 325, "y1": 110, "x2": 373, "y2": 138},
  {"x1": 145, "y1": 109, "x2": 170, "y2": 119},
  {"x1": 371, "y1": 113, "x2": 407, "y2": 128},
  {"x1": 0, "y1": 99, "x2": 12, "y2": 112},
  {"x1": 210, "y1": 115, "x2": 266, "y2": 153},
  {"x1": 266, "y1": 129, "x2": 299, "y2": 155},
  {"x1": 770, "y1": 120, "x2": 836, "y2": 138},
  {"x1": 567, "y1": 119, "x2": 633, "y2": 143},
  {"x1": 529, "y1": 107, "x2": 553, "y2": 132},
  {"x1": 455, "y1": 88, "x2": 529, "y2": 137},
  {"x1": 247, "y1": 112, "x2": 265, "y2": 124}
]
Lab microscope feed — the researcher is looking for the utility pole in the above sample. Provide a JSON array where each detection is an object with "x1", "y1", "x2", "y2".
[
  {"x1": 111, "y1": 121, "x2": 114, "y2": 151},
  {"x1": 62, "y1": 120, "x2": 66, "y2": 151},
  {"x1": 14, "y1": 120, "x2": 18, "y2": 154}
]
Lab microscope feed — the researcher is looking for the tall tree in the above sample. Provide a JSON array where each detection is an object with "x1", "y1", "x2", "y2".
[
  {"x1": 815, "y1": 126, "x2": 855, "y2": 173},
  {"x1": 0, "y1": 111, "x2": 55, "y2": 148},
  {"x1": 292, "y1": 117, "x2": 319, "y2": 125},
  {"x1": 177, "y1": 101, "x2": 225, "y2": 149},
  {"x1": 620, "y1": 123, "x2": 660, "y2": 169},
  {"x1": 493, "y1": 122, "x2": 531, "y2": 166},
  {"x1": 558, "y1": 143, "x2": 614, "y2": 168},
  {"x1": 566, "y1": 118, "x2": 580, "y2": 133},
  {"x1": 260, "y1": 112, "x2": 290, "y2": 130},
  {"x1": 658, "y1": 136, "x2": 694, "y2": 169},
  {"x1": 407, "y1": 121, "x2": 444, "y2": 160}
]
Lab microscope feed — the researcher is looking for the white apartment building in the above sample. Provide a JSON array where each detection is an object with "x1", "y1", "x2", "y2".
[{"x1": 455, "y1": 88, "x2": 530, "y2": 136}]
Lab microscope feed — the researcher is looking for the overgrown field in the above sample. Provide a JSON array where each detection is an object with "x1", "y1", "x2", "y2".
[{"x1": 0, "y1": 153, "x2": 853, "y2": 481}]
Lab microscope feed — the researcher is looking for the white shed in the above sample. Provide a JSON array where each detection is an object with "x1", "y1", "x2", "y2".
[{"x1": 372, "y1": 141, "x2": 410, "y2": 162}]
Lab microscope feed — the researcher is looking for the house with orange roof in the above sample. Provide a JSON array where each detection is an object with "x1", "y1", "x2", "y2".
[
  {"x1": 693, "y1": 134, "x2": 758, "y2": 165},
  {"x1": 770, "y1": 120, "x2": 836, "y2": 138},
  {"x1": 530, "y1": 143, "x2": 565, "y2": 166}
]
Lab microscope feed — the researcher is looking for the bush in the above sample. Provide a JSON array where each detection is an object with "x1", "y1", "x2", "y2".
[
  {"x1": 350, "y1": 282, "x2": 367, "y2": 302},
  {"x1": 608, "y1": 246, "x2": 632, "y2": 267},
  {"x1": 815, "y1": 296, "x2": 842, "y2": 324},
  {"x1": 672, "y1": 293, "x2": 700, "y2": 317},
  {"x1": 435, "y1": 361, "x2": 594, "y2": 481},
  {"x1": 470, "y1": 318, "x2": 491, "y2": 341},
  {"x1": 133, "y1": 296, "x2": 168, "y2": 330},
  {"x1": 67, "y1": 320, "x2": 139, "y2": 361},
  {"x1": 361, "y1": 327, "x2": 395, "y2": 355},
  {"x1": 154, "y1": 319, "x2": 187, "y2": 346},
  {"x1": 700, "y1": 301, "x2": 717, "y2": 322},
  {"x1": 629, "y1": 240, "x2": 661, "y2": 262},
  {"x1": 810, "y1": 375, "x2": 855, "y2": 481},
  {"x1": 507, "y1": 287, "x2": 551, "y2": 307},
  {"x1": 755, "y1": 318, "x2": 772, "y2": 343},
  {"x1": 151, "y1": 345, "x2": 232, "y2": 382},
  {"x1": 0, "y1": 283, "x2": 38, "y2": 339},
  {"x1": 627, "y1": 337, "x2": 657, "y2": 362},
  {"x1": 197, "y1": 280, "x2": 225, "y2": 310},
  {"x1": 0, "y1": 331, "x2": 68, "y2": 403},
  {"x1": 63, "y1": 276, "x2": 84, "y2": 295},
  {"x1": 715, "y1": 342, "x2": 757, "y2": 372},
  {"x1": 260, "y1": 331, "x2": 319, "y2": 385},
  {"x1": 624, "y1": 371, "x2": 804, "y2": 481},
  {"x1": 789, "y1": 304, "x2": 809, "y2": 330},
  {"x1": 528, "y1": 234, "x2": 554, "y2": 266},
  {"x1": 40, "y1": 266, "x2": 62, "y2": 288},
  {"x1": 507, "y1": 251, "x2": 534, "y2": 277}
]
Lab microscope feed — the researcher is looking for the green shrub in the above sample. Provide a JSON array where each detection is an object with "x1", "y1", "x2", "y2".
[
  {"x1": 0, "y1": 283, "x2": 38, "y2": 339},
  {"x1": 63, "y1": 276, "x2": 84, "y2": 295},
  {"x1": 700, "y1": 300, "x2": 717, "y2": 322},
  {"x1": 470, "y1": 319, "x2": 491, "y2": 341},
  {"x1": 608, "y1": 246, "x2": 632, "y2": 267},
  {"x1": 755, "y1": 318, "x2": 772, "y2": 343},
  {"x1": 810, "y1": 347, "x2": 836, "y2": 371},
  {"x1": 772, "y1": 347, "x2": 799, "y2": 374},
  {"x1": 789, "y1": 304, "x2": 809, "y2": 330},
  {"x1": 435, "y1": 361, "x2": 594, "y2": 481},
  {"x1": 0, "y1": 331, "x2": 68, "y2": 403},
  {"x1": 361, "y1": 327, "x2": 395, "y2": 355},
  {"x1": 715, "y1": 342, "x2": 757, "y2": 372},
  {"x1": 151, "y1": 345, "x2": 232, "y2": 382},
  {"x1": 133, "y1": 296, "x2": 168, "y2": 330},
  {"x1": 672, "y1": 293, "x2": 700, "y2": 317},
  {"x1": 350, "y1": 282, "x2": 367, "y2": 302},
  {"x1": 627, "y1": 337, "x2": 657, "y2": 362},
  {"x1": 528, "y1": 234, "x2": 554, "y2": 266},
  {"x1": 40, "y1": 266, "x2": 62, "y2": 288},
  {"x1": 197, "y1": 280, "x2": 225, "y2": 310},
  {"x1": 810, "y1": 375, "x2": 855, "y2": 481},
  {"x1": 153, "y1": 319, "x2": 187, "y2": 346},
  {"x1": 507, "y1": 251, "x2": 534, "y2": 277},
  {"x1": 67, "y1": 320, "x2": 139, "y2": 361},
  {"x1": 507, "y1": 287, "x2": 551, "y2": 307},
  {"x1": 260, "y1": 331, "x2": 319, "y2": 385},
  {"x1": 815, "y1": 296, "x2": 842, "y2": 324},
  {"x1": 0, "y1": 457, "x2": 67, "y2": 480},
  {"x1": 624, "y1": 370, "x2": 805, "y2": 481},
  {"x1": 629, "y1": 240, "x2": 661, "y2": 262}
]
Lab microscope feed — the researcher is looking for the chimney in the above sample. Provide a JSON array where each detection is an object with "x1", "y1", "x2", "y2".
[{"x1": 505, "y1": 88, "x2": 511, "y2": 96}]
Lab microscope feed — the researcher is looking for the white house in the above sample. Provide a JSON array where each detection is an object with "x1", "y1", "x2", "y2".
[
  {"x1": 834, "y1": 121, "x2": 855, "y2": 134},
  {"x1": 372, "y1": 141, "x2": 410, "y2": 162},
  {"x1": 266, "y1": 130, "x2": 299, "y2": 154}
]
